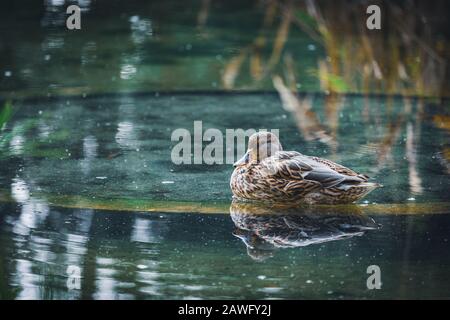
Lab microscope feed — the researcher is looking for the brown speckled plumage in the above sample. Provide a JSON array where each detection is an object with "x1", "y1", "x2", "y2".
[{"x1": 230, "y1": 132, "x2": 380, "y2": 205}]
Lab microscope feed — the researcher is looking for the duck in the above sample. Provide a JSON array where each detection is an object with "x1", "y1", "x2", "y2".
[{"x1": 230, "y1": 132, "x2": 380, "y2": 204}]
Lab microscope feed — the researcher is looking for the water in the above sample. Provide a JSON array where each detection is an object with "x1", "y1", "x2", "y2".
[
  {"x1": 2, "y1": 0, "x2": 447, "y2": 99},
  {"x1": 0, "y1": 93, "x2": 449, "y2": 299},
  {"x1": 1, "y1": 202, "x2": 449, "y2": 300},
  {"x1": 1, "y1": 94, "x2": 448, "y2": 204},
  {"x1": 0, "y1": 0, "x2": 449, "y2": 300}
]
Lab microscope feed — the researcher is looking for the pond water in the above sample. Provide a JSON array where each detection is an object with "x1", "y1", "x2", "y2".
[
  {"x1": 0, "y1": 0, "x2": 449, "y2": 300},
  {"x1": 0, "y1": 202, "x2": 449, "y2": 300},
  {"x1": 0, "y1": 93, "x2": 449, "y2": 299},
  {"x1": 1, "y1": 93, "x2": 449, "y2": 204}
]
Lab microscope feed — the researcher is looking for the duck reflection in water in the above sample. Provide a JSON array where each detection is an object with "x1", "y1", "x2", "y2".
[{"x1": 230, "y1": 201, "x2": 381, "y2": 261}]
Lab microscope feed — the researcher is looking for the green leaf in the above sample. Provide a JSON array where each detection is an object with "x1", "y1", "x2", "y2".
[{"x1": 0, "y1": 100, "x2": 13, "y2": 129}]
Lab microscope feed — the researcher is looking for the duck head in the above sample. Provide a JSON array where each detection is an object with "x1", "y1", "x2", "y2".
[{"x1": 233, "y1": 132, "x2": 283, "y2": 167}]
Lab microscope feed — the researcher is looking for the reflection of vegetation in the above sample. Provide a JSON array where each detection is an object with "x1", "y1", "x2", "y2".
[
  {"x1": 273, "y1": 75, "x2": 338, "y2": 151},
  {"x1": 0, "y1": 101, "x2": 14, "y2": 152},
  {"x1": 0, "y1": 107, "x2": 71, "y2": 159},
  {"x1": 0, "y1": 101, "x2": 13, "y2": 129},
  {"x1": 219, "y1": 1, "x2": 449, "y2": 189},
  {"x1": 302, "y1": 0, "x2": 447, "y2": 97},
  {"x1": 222, "y1": 0, "x2": 448, "y2": 97},
  {"x1": 0, "y1": 0, "x2": 447, "y2": 98}
]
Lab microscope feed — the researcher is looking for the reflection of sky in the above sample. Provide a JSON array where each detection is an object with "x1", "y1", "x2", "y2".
[
  {"x1": 11, "y1": 178, "x2": 30, "y2": 204},
  {"x1": 9, "y1": 135, "x2": 24, "y2": 155},
  {"x1": 131, "y1": 218, "x2": 162, "y2": 244},
  {"x1": 38, "y1": 121, "x2": 52, "y2": 139},
  {"x1": 81, "y1": 135, "x2": 98, "y2": 175},
  {"x1": 125, "y1": 14, "x2": 153, "y2": 83},
  {"x1": 2, "y1": 199, "x2": 168, "y2": 299},
  {"x1": 11, "y1": 178, "x2": 49, "y2": 233},
  {"x1": 120, "y1": 64, "x2": 137, "y2": 80},
  {"x1": 15, "y1": 259, "x2": 41, "y2": 300},
  {"x1": 8, "y1": 178, "x2": 53, "y2": 299},
  {"x1": 1, "y1": 200, "x2": 450, "y2": 299},
  {"x1": 83, "y1": 135, "x2": 98, "y2": 159},
  {"x1": 81, "y1": 42, "x2": 97, "y2": 66},
  {"x1": 115, "y1": 121, "x2": 140, "y2": 150},
  {"x1": 130, "y1": 16, "x2": 153, "y2": 45},
  {"x1": 41, "y1": 35, "x2": 65, "y2": 50}
]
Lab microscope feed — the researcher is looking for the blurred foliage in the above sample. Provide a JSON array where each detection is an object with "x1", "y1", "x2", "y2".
[
  {"x1": 0, "y1": 101, "x2": 14, "y2": 152},
  {"x1": 0, "y1": 101, "x2": 13, "y2": 129},
  {"x1": 0, "y1": 0, "x2": 447, "y2": 98},
  {"x1": 221, "y1": 0, "x2": 448, "y2": 97}
]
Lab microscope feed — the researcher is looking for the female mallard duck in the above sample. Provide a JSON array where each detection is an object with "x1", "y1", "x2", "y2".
[{"x1": 230, "y1": 132, "x2": 380, "y2": 204}]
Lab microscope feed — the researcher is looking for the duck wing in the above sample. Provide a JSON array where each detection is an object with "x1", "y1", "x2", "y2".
[
  {"x1": 256, "y1": 152, "x2": 322, "y2": 196},
  {"x1": 308, "y1": 156, "x2": 368, "y2": 180},
  {"x1": 301, "y1": 156, "x2": 368, "y2": 188},
  {"x1": 264, "y1": 152, "x2": 367, "y2": 189},
  {"x1": 262, "y1": 151, "x2": 314, "y2": 180}
]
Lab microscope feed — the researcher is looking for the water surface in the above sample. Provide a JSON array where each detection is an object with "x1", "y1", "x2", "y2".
[
  {"x1": 0, "y1": 93, "x2": 449, "y2": 299},
  {"x1": 0, "y1": 0, "x2": 449, "y2": 300},
  {"x1": 1, "y1": 202, "x2": 450, "y2": 300}
]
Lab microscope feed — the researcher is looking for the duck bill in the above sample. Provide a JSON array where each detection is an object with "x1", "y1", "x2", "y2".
[{"x1": 233, "y1": 151, "x2": 250, "y2": 167}]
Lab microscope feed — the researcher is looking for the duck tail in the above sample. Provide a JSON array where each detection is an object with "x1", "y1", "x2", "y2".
[
  {"x1": 355, "y1": 182, "x2": 382, "y2": 200},
  {"x1": 338, "y1": 181, "x2": 382, "y2": 191},
  {"x1": 359, "y1": 182, "x2": 382, "y2": 191}
]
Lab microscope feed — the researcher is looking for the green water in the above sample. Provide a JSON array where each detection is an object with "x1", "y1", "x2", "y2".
[
  {"x1": 0, "y1": 93, "x2": 449, "y2": 299},
  {"x1": 0, "y1": 204, "x2": 449, "y2": 300},
  {"x1": 1, "y1": 0, "x2": 322, "y2": 98},
  {"x1": 0, "y1": 0, "x2": 449, "y2": 300},
  {"x1": 1, "y1": 94, "x2": 448, "y2": 204}
]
